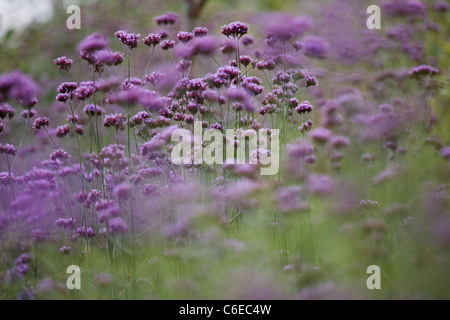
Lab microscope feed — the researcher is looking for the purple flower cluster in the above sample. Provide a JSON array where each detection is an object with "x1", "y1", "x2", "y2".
[
  {"x1": 54, "y1": 218, "x2": 76, "y2": 229},
  {"x1": 302, "y1": 36, "x2": 329, "y2": 59},
  {"x1": 0, "y1": 103, "x2": 16, "y2": 119},
  {"x1": 115, "y1": 30, "x2": 141, "y2": 49},
  {"x1": 295, "y1": 101, "x2": 314, "y2": 114},
  {"x1": 155, "y1": 12, "x2": 179, "y2": 25},
  {"x1": 0, "y1": 70, "x2": 39, "y2": 107},
  {"x1": 144, "y1": 33, "x2": 161, "y2": 47},
  {"x1": 409, "y1": 65, "x2": 439, "y2": 78},
  {"x1": 104, "y1": 113, "x2": 127, "y2": 131},
  {"x1": 32, "y1": 116, "x2": 49, "y2": 130},
  {"x1": 0, "y1": 143, "x2": 17, "y2": 156},
  {"x1": 160, "y1": 39, "x2": 175, "y2": 50},
  {"x1": 177, "y1": 31, "x2": 194, "y2": 43},
  {"x1": 78, "y1": 32, "x2": 109, "y2": 53},
  {"x1": 221, "y1": 21, "x2": 249, "y2": 38},
  {"x1": 193, "y1": 27, "x2": 208, "y2": 37},
  {"x1": 54, "y1": 56, "x2": 73, "y2": 71},
  {"x1": 77, "y1": 226, "x2": 95, "y2": 238},
  {"x1": 83, "y1": 104, "x2": 103, "y2": 116}
]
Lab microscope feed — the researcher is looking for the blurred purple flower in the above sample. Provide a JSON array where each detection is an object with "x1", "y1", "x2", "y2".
[
  {"x1": 307, "y1": 174, "x2": 335, "y2": 195},
  {"x1": 155, "y1": 12, "x2": 179, "y2": 25},
  {"x1": 309, "y1": 127, "x2": 332, "y2": 143},
  {"x1": 302, "y1": 36, "x2": 329, "y2": 59},
  {"x1": 108, "y1": 217, "x2": 129, "y2": 234},
  {"x1": 441, "y1": 147, "x2": 450, "y2": 161},
  {"x1": 0, "y1": 70, "x2": 39, "y2": 107},
  {"x1": 78, "y1": 32, "x2": 109, "y2": 53}
]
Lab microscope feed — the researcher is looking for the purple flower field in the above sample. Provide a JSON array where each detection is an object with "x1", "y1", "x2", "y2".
[{"x1": 0, "y1": 0, "x2": 449, "y2": 300}]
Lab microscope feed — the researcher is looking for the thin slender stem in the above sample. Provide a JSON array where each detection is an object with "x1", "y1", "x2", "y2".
[
  {"x1": 2, "y1": 128, "x2": 16, "y2": 199},
  {"x1": 141, "y1": 46, "x2": 155, "y2": 86}
]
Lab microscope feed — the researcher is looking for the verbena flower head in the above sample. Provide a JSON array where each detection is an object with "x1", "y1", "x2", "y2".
[
  {"x1": 302, "y1": 36, "x2": 329, "y2": 59},
  {"x1": 114, "y1": 30, "x2": 140, "y2": 49},
  {"x1": 160, "y1": 39, "x2": 175, "y2": 50},
  {"x1": 146, "y1": 71, "x2": 165, "y2": 87},
  {"x1": 434, "y1": 1, "x2": 449, "y2": 11},
  {"x1": 144, "y1": 33, "x2": 161, "y2": 47},
  {"x1": 176, "y1": 59, "x2": 192, "y2": 73},
  {"x1": 189, "y1": 36, "x2": 218, "y2": 56},
  {"x1": 293, "y1": 41, "x2": 303, "y2": 51},
  {"x1": 78, "y1": 33, "x2": 109, "y2": 53},
  {"x1": 291, "y1": 69, "x2": 319, "y2": 87},
  {"x1": 56, "y1": 93, "x2": 69, "y2": 102},
  {"x1": 57, "y1": 82, "x2": 77, "y2": 94},
  {"x1": 94, "y1": 50, "x2": 125, "y2": 66},
  {"x1": 54, "y1": 218, "x2": 76, "y2": 229},
  {"x1": 32, "y1": 117, "x2": 49, "y2": 130},
  {"x1": 155, "y1": 12, "x2": 179, "y2": 25},
  {"x1": 113, "y1": 182, "x2": 131, "y2": 200},
  {"x1": 330, "y1": 135, "x2": 350, "y2": 149},
  {"x1": 241, "y1": 36, "x2": 254, "y2": 46},
  {"x1": 108, "y1": 217, "x2": 129, "y2": 234},
  {"x1": 177, "y1": 31, "x2": 194, "y2": 43},
  {"x1": 221, "y1": 21, "x2": 249, "y2": 38},
  {"x1": 104, "y1": 113, "x2": 127, "y2": 131},
  {"x1": 193, "y1": 27, "x2": 208, "y2": 37},
  {"x1": 50, "y1": 149, "x2": 70, "y2": 162},
  {"x1": 0, "y1": 143, "x2": 17, "y2": 156},
  {"x1": 295, "y1": 101, "x2": 313, "y2": 114},
  {"x1": 157, "y1": 29, "x2": 169, "y2": 39},
  {"x1": 77, "y1": 226, "x2": 95, "y2": 238},
  {"x1": 307, "y1": 174, "x2": 335, "y2": 195},
  {"x1": 83, "y1": 104, "x2": 104, "y2": 116},
  {"x1": 0, "y1": 103, "x2": 15, "y2": 119},
  {"x1": 220, "y1": 39, "x2": 236, "y2": 54},
  {"x1": 0, "y1": 70, "x2": 39, "y2": 107},
  {"x1": 309, "y1": 127, "x2": 332, "y2": 143},
  {"x1": 409, "y1": 65, "x2": 439, "y2": 78},
  {"x1": 273, "y1": 71, "x2": 291, "y2": 85},
  {"x1": 383, "y1": 0, "x2": 427, "y2": 17},
  {"x1": 55, "y1": 124, "x2": 70, "y2": 138},
  {"x1": 53, "y1": 56, "x2": 73, "y2": 71},
  {"x1": 75, "y1": 81, "x2": 97, "y2": 100}
]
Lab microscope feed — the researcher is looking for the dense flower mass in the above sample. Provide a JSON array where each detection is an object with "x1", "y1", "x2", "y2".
[{"x1": 1, "y1": 1, "x2": 449, "y2": 301}]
